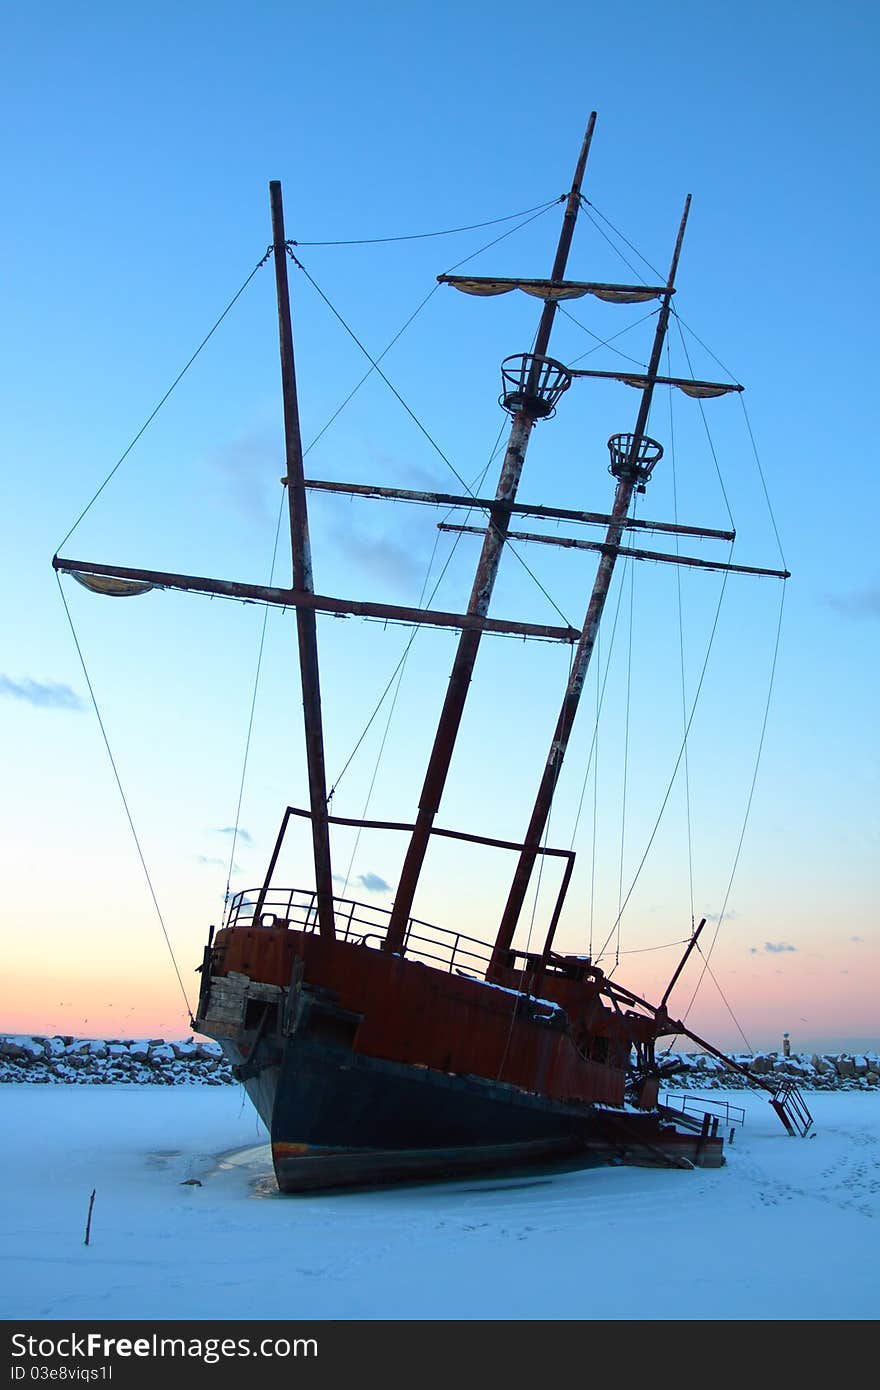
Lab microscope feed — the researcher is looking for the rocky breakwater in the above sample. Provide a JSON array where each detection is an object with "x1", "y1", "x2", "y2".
[
  {"x1": 668, "y1": 1050, "x2": 880, "y2": 1091},
  {"x1": 1, "y1": 1037, "x2": 877, "y2": 1090},
  {"x1": 0, "y1": 1036, "x2": 234, "y2": 1085}
]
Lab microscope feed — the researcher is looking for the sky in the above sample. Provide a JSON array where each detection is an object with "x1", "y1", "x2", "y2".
[
  {"x1": 2, "y1": 1085, "x2": 877, "y2": 1320},
  {"x1": 1, "y1": 1, "x2": 878, "y2": 1053}
]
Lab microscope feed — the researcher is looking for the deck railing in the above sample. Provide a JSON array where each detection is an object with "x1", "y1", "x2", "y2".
[{"x1": 226, "y1": 887, "x2": 496, "y2": 977}]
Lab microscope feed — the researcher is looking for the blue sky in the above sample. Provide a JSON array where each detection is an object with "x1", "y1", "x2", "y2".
[{"x1": 2, "y1": 1, "x2": 877, "y2": 1050}]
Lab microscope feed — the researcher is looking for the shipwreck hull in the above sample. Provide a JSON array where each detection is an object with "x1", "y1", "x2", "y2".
[
  {"x1": 265, "y1": 1038, "x2": 723, "y2": 1191},
  {"x1": 200, "y1": 918, "x2": 725, "y2": 1192}
]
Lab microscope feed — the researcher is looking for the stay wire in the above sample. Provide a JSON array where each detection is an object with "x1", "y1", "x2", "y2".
[
  {"x1": 680, "y1": 582, "x2": 787, "y2": 1023},
  {"x1": 291, "y1": 195, "x2": 565, "y2": 247},
  {"x1": 673, "y1": 314, "x2": 736, "y2": 532},
  {"x1": 55, "y1": 572, "x2": 194, "y2": 1022},
  {"x1": 579, "y1": 197, "x2": 667, "y2": 283},
  {"x1": 569, "y1": 542, "x2": 632, "y2": 851},
  {"x1": 595, "y1": 548, "x2": 735, "y2": 964},
  {"x1": 333, "y1": 440, "x2": 503, "y2": 892},
  {"x1": 289, "y1": 249, "x2": 578, "y2": 631},
  {"x1": 665, "y1": 308, "x2": 787, "y2": 569},
  {"x1": 566, "y1": 307, "x2": 660, "y2": 368},
  {"x1": 299, "y1": 198, "x2": 565, "y2": 460},
  {"x1": 740, "y1": 396, "x2": 788, "y2": 571},
  {"x1": 616, "y1": 533, "x2": 636, "y2": 966},
  {"x1": 330, "y1": 433, "x2": 505, "y2": 802},
  {"x1": 556, "y1": 303, "x2": 647, "y2": 369},
  {"x1": 577, "y1": 200, "x2": 648, "y2": 284},
  {"x1": 55, "y1": 247, "x2": 273, "y2": 554},
  {"x1": 496, "y1": 641, "x2": 576, "y2": 1083},
  {"x1": 589, "y1": 630, "x2": 599, "y2": 960},
  {"x1": 694, "y1": 944, "x2": 755, "y2": 1054},
  {"x1": 668, "y1": 341, "x2": 696, "y2": 930},
  {"x1": 222, "y1": 488, "x2": 287, "y2": 921}
]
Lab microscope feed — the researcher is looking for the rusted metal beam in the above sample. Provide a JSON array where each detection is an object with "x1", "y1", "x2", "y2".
[
  {"x1": 270, "y1": 180, "x2": 335, "y2": 941},
  {"x1": 304, "y1": 479, "x2": 735, "y2": 543},
  {"x1": 490, "y1": 196, "x2": 693, "y2": 979},
  {"x1": 437, "y1": 523, "x2": 790, "y2": 580},
  {"x1": 53, "y1": 557, "x2": 580, "y2": 641},
  {"x1": 383, "y1": 116, "x2": 598, "y2": 956},
  {"x1": 285, "y1": 806, "x2": 576, "y2": 859}
]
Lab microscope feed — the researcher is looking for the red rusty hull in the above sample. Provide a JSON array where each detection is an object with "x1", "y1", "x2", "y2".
[
  {"x1": 196, "y1": 925, "x2": 725, "y2": 1186},
  {"x1": 209, "y1": 924, "x2": 634, "y2": 1107}
]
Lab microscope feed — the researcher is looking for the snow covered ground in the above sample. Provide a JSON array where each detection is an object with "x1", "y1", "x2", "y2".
[{"x1": 1, "y1": 1084, "x2": 876, "y2": 1320}]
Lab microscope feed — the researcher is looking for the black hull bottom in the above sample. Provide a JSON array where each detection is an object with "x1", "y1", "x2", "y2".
[{"x1": 222, "y1": 1035, "x2": 724, "y2": 1192}]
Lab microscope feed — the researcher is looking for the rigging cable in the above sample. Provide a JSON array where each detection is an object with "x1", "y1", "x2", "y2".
[
  {"x1": 594, "y1": 545, "x2": 735, "y2": 966},
  {"x1": 289, "y1": 248, "x2": 579, "y2": 632},
  {"x1": 556, "y1": 303, "x2": 648, "y2": 369},
  {"x1": 672, "y1": 312, "x2": 736, "y2": 531},
  {"x1": 566, "y1": 563, "x2": 632, "y2": 956},
  {"x1": 221, "y1": 488, "x2": 287, "y2": 923},
  {"x1": 616, "y1": 507, "x2": 637, "y2": 966},
  {"x1": 577, "y1": 199, "x2": 649, "y2": 285},
  {"x1": 228, "y1": 197, "x2": 538, "y2": 878},
  {"x1": 668, "y1": 343, "x2": 696, "y2": 930},
  {"x1": 328, "y1": 435, "x2": 505, "y2": 810},
  {"x1": 495, "y1": 641, "x2": 576, "y2": 1084},
  {"x1": 567, "y1": 307, "x2": 660, "y2": 369},
  {"x1": 55, "y1": 572, "x2": 195, "y2": 1023},
  {"x1": 694, "y1": 944, "x2": 755, "y2": 1054},
  {"x1": 290, "y1": 195, "x2": 566, "y2": 247},
  {"x1": 680, "y1": 583, "x2": 787, "y2": 1022},
  {"x1": 579, "y1": 197, "x2": 667, "y2": 283},
  {"x1": 330, "y1": 430, "x2": 511, "y2": 898},
  {"x1": 55, "y1": 246, "x2": 274, "y2": 554},
  {"x1": 590, "y1": 629, "x2": 599, "y2": 960}
]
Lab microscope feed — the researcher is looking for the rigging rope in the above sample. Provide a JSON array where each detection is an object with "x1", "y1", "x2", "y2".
[
  {"x1": 55, "y1": 573, "x2": 194, "y2": 1023},
  {"x1": 222, "y1": 489, "x2": 287, "y2": 922},
  {"x1": 590, "y1": 629, "x2": 599, "y2": 960},
  {"x1": 616, "y1": 520, "x2": 637, "y2": 966},
  {"x1": 566, "y1": 307, "x2": 660, "y2": 369},
  {"x1": 694, "y1": 945, "x2": 755, "y2": 1054},
  {"x1": 556, "y1": 302, "x2": 647, "y2": 368},
  {"x1": 333, "y1": 455, "x2": 500, "y2": 896},
  {"x1": 290, "y1": 195, "x2": 566, "y2": 247},
  {"x1": 578, "y1": 199, "x2": 648, "y2": 284},
  {"x1": 680, "y1": 582, "x2": 787, "y2": 1021},
  {"x1": 673, "y1": 313, "x2": 736, "y2": 532},
  {"x1": 594, "y1": 546, "x2": 735, "y2": 964},
  {"x1": 327, "y1": 433, "x2": 505, "y2": 807},
  {"x1": 495, "y1": 641, "x2": 576, "y2": 1082},
  {"x1": 289, "y1": 248, "x2": 578, "y2": 631},
  {"x1": 580, "y1": 197, "x2": 667, "y2": 283},
  {"x1": 668, "y1": 342, "x2": 696, "y2": 930},
  {"x1": 55, "y1": 247, "x2": 273, "y2": 554}
]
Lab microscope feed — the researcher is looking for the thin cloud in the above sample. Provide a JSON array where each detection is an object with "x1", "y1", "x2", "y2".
[
  {"x1": 705, "y1": 909, "x2": 738, "y2": 923},
  {"x1": 215, "y1": 826, "x2": 252, "y2": 845},
  {"x1": 0, "y1": 675, "x2": 84, "y2": 711},
  {"x1": 335, "y1": 524, "x2": 424, "y2": 588},
  {"x1": 358, "y1": 872, "x2": 391, "y2": 894},
  {"x1": 332, "y1": 871, "x2": 392, "y2": 894},
  {"x1": 850, "y1": 935, "x2": 863, "y2": 943},
  {"x1": 206, "y1": 431, "x2": 276, "y2": 528},
  {"x1": 764, "y1": 941, "x2": 797, "y2": 953},
  {"x1": 195, "y1": 855, "x2": 240, "y2": 872},
  {"x1": 825, "y1": 584, "x2": 880, "y2": 619}
]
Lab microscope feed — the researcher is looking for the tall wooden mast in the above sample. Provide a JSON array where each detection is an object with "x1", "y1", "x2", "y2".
[
  {"x1": 270, "y1": 181, "x2": 336, "y2": 940},
  {"x1": 489, "y1": 196, "x2": 691, "y2": 976},
  {"x1": 383, "y1": 115, "x2": 597, "y2": 954}
]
